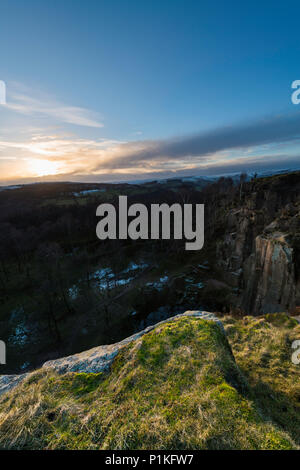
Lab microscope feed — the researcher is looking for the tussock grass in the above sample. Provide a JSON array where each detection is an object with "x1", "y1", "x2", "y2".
[
  {"x1": 0, "y1": 316, "x2": 298, "y2": 450},
  {"x1": 223, "y1": 313, "x2": 300, "y2": 447}
]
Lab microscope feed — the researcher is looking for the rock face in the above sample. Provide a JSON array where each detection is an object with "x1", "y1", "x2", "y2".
[
  {"x1": 218, "y1": 216, "x2": 299, "y2": 314},
  {"x1": 215, "y1": 173, "x2": 300, "y2": 315},
  {"x1": 0, "y1": 373, "x2": 29, "y2": 397},
  {"x1": 216, "y1": 208, "x2": 258, "y2": 288},
  {"x1": 0, "y1": 311, "x2": 223, "y2": 396},
  {"x1": 242, "y1": 233, "x2": 296, "y2": 314}
]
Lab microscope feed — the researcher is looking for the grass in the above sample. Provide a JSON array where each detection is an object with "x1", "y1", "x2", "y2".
[
  {"x1": 223, "y1": 313, "x2": 300, "y2": 447},
  {"x1": 0, "y1": 314, "x2": 298, "y2": 450}
]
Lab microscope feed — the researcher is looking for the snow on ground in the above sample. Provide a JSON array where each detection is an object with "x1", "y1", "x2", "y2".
[
  {"x1": 68, "y1": 261, "x2": 150, "y2": 299},
  {"x1": 8, "y1": 323, "x2": 30, "y2": 346},
  {"x1": 73, "y1": 189, "x2": 106, "y2": 196},
  {"x1": 0, "y1": 185, "x2": 22, "y2": 191},
  {"x1": 146, "y1": 275, "x2": 169, "y2": 291}
]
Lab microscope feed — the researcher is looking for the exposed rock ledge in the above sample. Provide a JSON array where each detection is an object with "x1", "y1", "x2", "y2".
[
  {"x1": 0, "y1": 311, "x2": 223, "y2": 397},
  {"x1": 242, "y1": 233, "x2": 296, "y2": 314}
]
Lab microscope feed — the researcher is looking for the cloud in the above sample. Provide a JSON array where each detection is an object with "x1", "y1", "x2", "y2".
[
  {"x1": 90, "y1": 112, "x2": 300, "y2": 171},
  {"x1": 3, "y1": 84, "x2": 103, "y2": 128},
  {"x1": 1, "y1": 108, "x2": 300, "y2": 184}
]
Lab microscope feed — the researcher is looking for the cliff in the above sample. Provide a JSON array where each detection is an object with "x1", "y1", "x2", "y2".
[
  {"x1": 242, "y1": 233, "x2": 296, "y2": 314},
  {"x1": 216, "y1": 172, "x2": 300, "y2": 314}
]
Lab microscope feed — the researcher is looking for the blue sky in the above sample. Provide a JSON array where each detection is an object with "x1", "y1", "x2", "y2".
[{"x1": 1, "y1": 0, "x2": 300, "y2": 183}]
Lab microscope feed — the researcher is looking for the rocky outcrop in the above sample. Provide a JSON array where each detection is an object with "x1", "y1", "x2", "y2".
[
  {"x1": 1, "y1": 312, "x2": 297, "y2": 450},
  {"x1": 216, "y1": 182, "x2": 300, "y2": 315},
  {"x1": 0, "y1": 311, "x2": 223, "y2": 396},
  {"x1": 0, "y1": 373, "x2": 29, "y2": 397},
  {"x1": 42, "y1": 311, "x2": 223, "y2": 373},
  {"x1": 218, "y1": 219, "x2": 298, "y2": 314},
  {"x1": 242, "y1": 233, "x2": 296, "y2": 314}
]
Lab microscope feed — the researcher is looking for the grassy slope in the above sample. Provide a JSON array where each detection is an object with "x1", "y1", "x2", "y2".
[
  {"x1": 223, "y1": 313, "x2": 300, "y2": 447},
  {"x1": 0, "y1": 315, "x2": 299, "y2": 450}
]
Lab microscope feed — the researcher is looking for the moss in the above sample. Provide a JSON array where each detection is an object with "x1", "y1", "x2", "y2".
[
  {"x1": 262, "y1": 431, "x2": 294, "y2": 450},
  {"x1": 48, "y1": 372, "x2": 104, "y2": 397},
  {"x1": 265, "y1": 312, "x2": 298, "y2": 328}
]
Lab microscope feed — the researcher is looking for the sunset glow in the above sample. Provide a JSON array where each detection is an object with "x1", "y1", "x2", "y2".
[{"x1": 27, "y1": 158, "x2": 61, "y2": 177}]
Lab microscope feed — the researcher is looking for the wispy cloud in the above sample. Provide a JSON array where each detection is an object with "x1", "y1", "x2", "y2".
[{"x1": 3, "y1": 83, "x2": 103, "y2": 128}]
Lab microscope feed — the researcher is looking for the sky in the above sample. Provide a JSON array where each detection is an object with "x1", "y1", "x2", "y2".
[{"x1": 1, "y1": 0, "x2": 300, "y2": 184}]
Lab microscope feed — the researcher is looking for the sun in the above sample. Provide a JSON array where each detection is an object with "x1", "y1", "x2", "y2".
[{"x1": 27, "y1": 158, "x2": 61, "y2": 177}]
